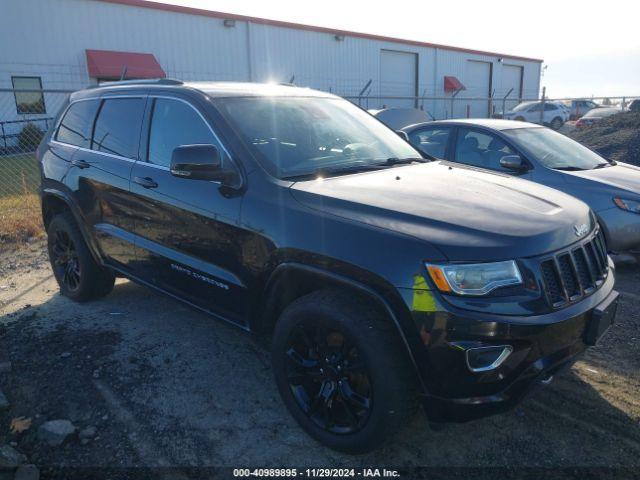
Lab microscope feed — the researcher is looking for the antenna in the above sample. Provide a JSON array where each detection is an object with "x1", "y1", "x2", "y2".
[{"x1": 119, "y1": 65, "x2": 128, "y2": 81}]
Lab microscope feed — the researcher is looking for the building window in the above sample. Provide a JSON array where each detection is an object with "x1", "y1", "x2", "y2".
[{"x1": 12, "y1": 76, "x2": 46, "y2": 114}]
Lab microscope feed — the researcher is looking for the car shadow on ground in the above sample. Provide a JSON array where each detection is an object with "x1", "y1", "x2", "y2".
[{"x1": 0, "y1": 277, "x2": 639, "y2": 470}]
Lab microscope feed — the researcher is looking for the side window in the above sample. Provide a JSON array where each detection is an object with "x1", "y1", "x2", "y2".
[
  {"x1": 529, "y1": 103, "x2": 542, "y2": 112},
  {"x1": 408, "y1": 127, "x2": 451, "y2": 159},
  {"x1": 454, "y1": 128, "x2": 516, "y2": 170},
  {"x1": 544, "y1": 104, "x2": 558, "y2": 111},
  {"x1": 148, "y1": 98, "x2": 219, "y2": 168},
  {"x1": 92, "y1": 98, "x2": 145, "y2": 159},
  {"x1": 55, "y1": 100, "x2": 100, "y2": 148}
]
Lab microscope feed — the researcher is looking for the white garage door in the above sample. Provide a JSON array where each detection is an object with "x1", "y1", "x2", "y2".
[
  {"x1": 380, "y1": 50, "x2": 417, "y2": 109},
  {"x1": 466, "y1": 60, "x2": 492, "y2": 118},
  {"x1": 501, "y1": 64, "x2": 523, "y2": 112}
]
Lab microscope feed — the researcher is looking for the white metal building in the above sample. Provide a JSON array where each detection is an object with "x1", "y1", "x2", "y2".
[{"x1": 1, "y1": 0, "x2": 542, "y2": 129}]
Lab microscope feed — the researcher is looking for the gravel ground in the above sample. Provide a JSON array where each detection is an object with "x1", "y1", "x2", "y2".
[
  {"x1": 0, "y1": 239, "x2": 639, "y2": 476},
  {"x1": 568, "y1": 111, "x2": 640, "y2": 166}
]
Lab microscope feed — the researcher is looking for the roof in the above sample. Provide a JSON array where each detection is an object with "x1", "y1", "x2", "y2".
[
  {"x1": 85, "y1": 49, "x2": 166, "y2": 79},
  {"x1": 403, "y1": 118, "x2": 543, "y2": 131},
  {"x1": 72, "y1": 80, "x2": 337, "y2": 99},
  {"x1": 96, "y1": 0, "x2": 544, "y2": 63},
  {"x1": 185, "y1": 81, "x2": 336, "y2": 98}
]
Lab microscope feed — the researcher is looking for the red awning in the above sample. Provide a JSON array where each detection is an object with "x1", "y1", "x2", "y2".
[
  {"x1": 444, "y1": 76, "x2": 466, "y2": 93},
  {"x1": 85, "y1": 49, "x2": 165, "y2": 79}
]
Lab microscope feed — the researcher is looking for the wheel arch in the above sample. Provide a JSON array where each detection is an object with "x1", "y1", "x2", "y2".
[
  {"x1": 256, "y1": 262, "x2": 427, "y2": 392},
  {"x1": 41, "y1": 188, "x2": 104, "y2": 265}
]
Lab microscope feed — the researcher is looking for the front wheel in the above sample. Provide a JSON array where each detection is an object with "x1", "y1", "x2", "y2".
[
  {"x1": 47, "y1": 212, "x2": 115, "y2": 302},
  {"x1": 271, "y1": 289, "x2": 418, "y2": 453}
]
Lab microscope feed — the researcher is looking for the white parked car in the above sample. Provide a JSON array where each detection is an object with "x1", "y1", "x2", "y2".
[{"x1": 503, "y1": 101, "x2": 568, "y2": 130}]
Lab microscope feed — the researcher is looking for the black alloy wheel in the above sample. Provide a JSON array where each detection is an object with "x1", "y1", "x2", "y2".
[
  {"x1": 285, "y1": 323, "x2": 372, "y2": 434},
  {"x1": 46, "y1": 212, "x2": 115, "y2": 301},
  {"x1": 51, "y1": 229, "x2": 81, "y2": 292}
]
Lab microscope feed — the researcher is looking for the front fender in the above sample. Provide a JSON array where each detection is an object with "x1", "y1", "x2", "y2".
[{"x1": 259, "y1": 261, "x2": 429, "y2": 394}]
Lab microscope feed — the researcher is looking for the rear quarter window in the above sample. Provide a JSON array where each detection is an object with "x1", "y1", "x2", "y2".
[
  {"x1": 55, "y1": 100, "x2": 100, "y2": 148},
  {"x1": 92, "y1": 98, "x2": 146, "y2": 159}
]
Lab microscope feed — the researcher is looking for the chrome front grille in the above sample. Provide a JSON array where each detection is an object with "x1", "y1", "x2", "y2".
[{"x1": 540, "y1": 229, "x2": 609, "y2": 308}]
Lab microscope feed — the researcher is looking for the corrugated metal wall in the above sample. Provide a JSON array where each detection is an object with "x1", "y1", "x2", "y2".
[{"x1": 0, "y1": 0, "x2": 542, "y2": 123}]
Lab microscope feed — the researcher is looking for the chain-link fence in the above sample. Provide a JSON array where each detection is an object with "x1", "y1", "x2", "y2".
[
  {"x1": 343, "y1": 93, "x2": 640, "y2": 121},
  {"x1": 1, "y1": 85, "x2": 638, "y2": 243},
  {"x1": 0, "y1": 88, "x2": 71, "y2": 242}
]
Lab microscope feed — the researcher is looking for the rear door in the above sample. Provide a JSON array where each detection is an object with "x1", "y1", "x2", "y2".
[
  {"x1": 526, "y1": 103, "x2": 543, "y2": 123},
  {"x1": 543, "y1": 103, "x2": 560, "y2": 123},
  {"x1": 406, "y1": 126, "x2": 453, "y2": 160},
  {"x1": 57, "y1": 95, "x2": 145, "y2": 270},
  {"x1": 129, "y1": 95, "x2": 247, "y2": 325}
]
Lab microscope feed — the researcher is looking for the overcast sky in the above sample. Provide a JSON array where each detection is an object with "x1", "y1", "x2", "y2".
[{"x1": 157, "y1": 0, "x2": 639, "y2": 98}]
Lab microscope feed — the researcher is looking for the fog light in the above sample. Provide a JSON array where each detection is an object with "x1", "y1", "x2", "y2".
[{"x1": 466, "y1": 345, "x2": 513, "y2": 372}]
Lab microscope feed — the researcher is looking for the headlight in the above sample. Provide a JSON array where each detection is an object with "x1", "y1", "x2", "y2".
[
  {"x1": 614, "y1": 197, "x2": 640, "y2": 214},
  {"x1": 426, "y1": 260, "x2": 523, "y2": 296}
]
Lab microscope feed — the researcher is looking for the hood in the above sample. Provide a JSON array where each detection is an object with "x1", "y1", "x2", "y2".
[
  {"x1": 290, "y1": 162, "x2": 594, "y2": 262},
  {"x1": 563, "y1": 162, "x2": 640, "y2": 194}
]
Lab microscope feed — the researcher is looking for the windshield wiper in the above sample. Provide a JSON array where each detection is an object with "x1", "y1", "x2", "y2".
[
  {"x1": 282, "y1": 163, "x2": 387, "y2": 180},
  {"x1": 379, "y1": 157, "x2": 429, "y2": 166},
  {"x1": 553, "y1": 166, "x2": 587, "y2": 171},
  {"x1": 592, "y1": 162, "x2": 611, "y2": 169}
]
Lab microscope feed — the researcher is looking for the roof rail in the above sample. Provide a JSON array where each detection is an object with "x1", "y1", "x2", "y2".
[{"x1": 91, "y1": 78, "x2": 184, "y2": 88}]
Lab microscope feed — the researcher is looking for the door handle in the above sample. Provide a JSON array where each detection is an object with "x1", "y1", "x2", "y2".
[
  {"x1": 71, "y1": 159, "x2": 90, "y2": 169},
  {"x1": 133, "y1": 176, "x2": 158, "y2": 189}
]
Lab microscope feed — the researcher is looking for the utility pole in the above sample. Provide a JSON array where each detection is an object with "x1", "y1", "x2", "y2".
[{"x1": 540, "y1": 86, "x2": 546, "y2": 125}]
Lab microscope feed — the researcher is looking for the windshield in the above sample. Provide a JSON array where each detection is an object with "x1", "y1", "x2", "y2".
[
  {"x1": 512, "y1": 102, "x2": 535, "y2": 112},
  {"x1": 503, "y1": 127, "x2": 608, "y2": 170},
  {"x1": 216, "y1": 96, "x2": 422, "y2": 179}
]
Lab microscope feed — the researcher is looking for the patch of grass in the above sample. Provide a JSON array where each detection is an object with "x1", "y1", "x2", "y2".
[
  {"x1": 0, "y1": 193, "x2": 43, "y2": 245},
  {"x1": 0, "y1": 153, "x2": 40, "y2": 198}
]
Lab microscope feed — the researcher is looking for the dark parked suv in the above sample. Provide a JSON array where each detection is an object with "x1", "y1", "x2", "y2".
[{"x1": 38, "y1": 79, "x2": 619, "y2": 453}]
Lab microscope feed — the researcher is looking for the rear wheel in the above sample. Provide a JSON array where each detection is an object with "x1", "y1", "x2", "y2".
[
  {"x1": 271, "y1": 289, "x2": 418, "y2": 453},
  {"x1": 47, "y1": 212, "x2": 115, "y2": 302},
  {"x1": 550, "y1": 116, "x2": 564, "y2": 130}
]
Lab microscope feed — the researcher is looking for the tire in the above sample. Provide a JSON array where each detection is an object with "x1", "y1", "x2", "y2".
[
  {"x1": 550, "y1": 117, "x2": 564, "y2": 130},
  {"x1": 47, "y1": 212, "x2": 115, "y2": 302},
  {"x1": 271, "y1": 289, "x2": 418, "y2": 453}
]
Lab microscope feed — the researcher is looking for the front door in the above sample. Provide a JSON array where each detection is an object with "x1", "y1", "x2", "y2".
[
  {"x1": 129, "y1": 96, "x2": 248, "y2": 325},
  {"x1": 452, "y1": 127, "x2": 533, "y2": 179}
]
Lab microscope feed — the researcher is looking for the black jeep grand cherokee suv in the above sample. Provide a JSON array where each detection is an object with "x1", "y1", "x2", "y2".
[{"x1": 38, "y1": 79, "x2": 618, "y2": 453}]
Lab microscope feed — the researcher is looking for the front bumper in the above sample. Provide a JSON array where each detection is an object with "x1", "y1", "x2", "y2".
[
  {"x1": 401, "y1": 269, "x2": 618, "y2": 423},
  {"x1": 597, "y1": 207, "x2": 640, "y2": 252}
]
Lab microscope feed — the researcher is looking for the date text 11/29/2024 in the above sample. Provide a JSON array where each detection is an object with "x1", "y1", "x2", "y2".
[{"x1": 233, "y1": 468, "x2": 400, "y2": 477}]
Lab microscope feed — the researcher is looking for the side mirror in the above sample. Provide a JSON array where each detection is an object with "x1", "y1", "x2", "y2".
[
  {"x1": 170, "y1": 144, "x2": 235, "y2": 183},
  {"x1": 500, "y1": 155, "x2": 528, "y2": 172},
  {"x1": 396, "y1": 130, "x2": 409, "y2": 142}
]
